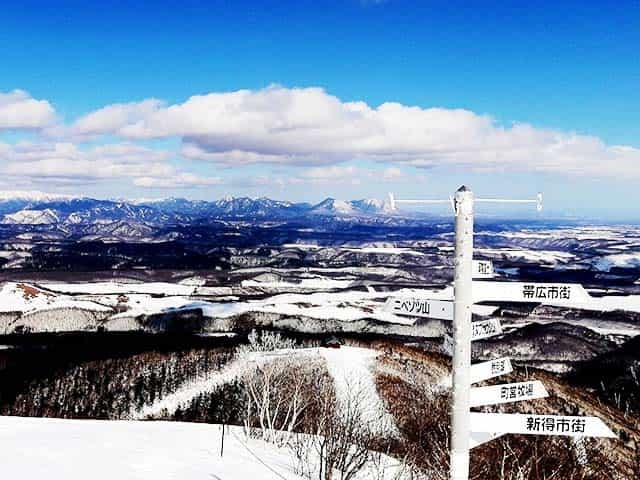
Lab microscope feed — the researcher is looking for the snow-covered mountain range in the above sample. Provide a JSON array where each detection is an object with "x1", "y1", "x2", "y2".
[{"x1": 0, "y1": 192, "x2": 393, "y2": 226}]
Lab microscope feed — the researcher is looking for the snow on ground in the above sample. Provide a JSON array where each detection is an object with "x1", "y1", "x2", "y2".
[
  {"x1": 197, "y1": 290, "x2": 418, "y2": 325},
  {"x1": 342, "y1": 246, "x2": 425, "y2": 256},
  {"x1": 0, "y1": 416, "x2": 305, "y2": 480},
  {"x1": 589, "y1": 253, "x2": 640, "y2": 272},
  {"x1": 320, "y1": 347, "x2": 397, "y2": 437},
  {"x1": 0, "y1": 282, "x2": 111, "y2": 314},
  {"x1": 475, "y1": 248, "x2": 575, "y2": 265},
  {"x1": 43, "y1": 281, "x2": 198, "y2": 296},
  {"x1": 241, "y1": 277, "x2": 354, "y2": 290}
]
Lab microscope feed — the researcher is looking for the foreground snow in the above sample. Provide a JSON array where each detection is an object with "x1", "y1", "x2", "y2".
[
  {"x1": 0, "y1": 416, "x2": 409, "y2": 480},
  {"x1": 321, "y1": 347, "x2": 398, "y2": 437},
  {"x1": 0, "y1": 416, "x2": 304, "y2": 480}
]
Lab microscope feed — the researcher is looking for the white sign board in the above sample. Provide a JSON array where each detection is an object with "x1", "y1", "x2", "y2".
[
  {"x1": 470, "y1": 358, "x2": 513, "y2": 384},
  {"x1": 473, "y1": 260, "x2": 494, "y2": 278},
  {"x1": 470, "y1": 413, "x2": 616, "y2": 438},
  {"x1": 471, "y1": 318, "x2": 503, "y2": 341},
  {"x1": 385, "y1": 297, "x2": 454, "y2": 320},
  {"x1": 470, "y1": 380, "x2": 548, "y2": 407},
  {"x1": 470, "y1": 431, "x2": 504, "y2": 449},
  {"x1": 473, "y1": 281, "x2": 591, "y2": 304}
]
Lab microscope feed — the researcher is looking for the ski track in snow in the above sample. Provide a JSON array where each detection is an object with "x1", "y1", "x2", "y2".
[
  {"x1": 320, "y1": 347, "x2": 398, "y2": 437},
  {"x1": 129, "y1": 359, "x2": 248, "y2": 420},
  {"x1": 132, "y1": 346, "x2": 397, "y2": 441}
]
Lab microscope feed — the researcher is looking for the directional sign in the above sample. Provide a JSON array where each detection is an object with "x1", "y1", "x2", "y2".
[
  {"x1": 470, "y1": 413, "x2": 616, "y2": 438},
  {"x1": 472, "y1": 260, "x2": 494, "y2": 279},
  {"x1": 471, "y1": 318, "x2": 503, "y2": 341},
  {"x1": 470, "y1": 358, "x2": 513, "y2": 384},
  {"x1": 385, "y1": 297, "x2": 454, "y2": 320},
  {"x1": 473, "y1": 281, "x2": 591, "y2": 304},
  {"x1": 470, "y1": 380, "x2": 548, "y2": 407},
  {"x1": 470, "y1": 431, "x2": 504, "y2": 449}
]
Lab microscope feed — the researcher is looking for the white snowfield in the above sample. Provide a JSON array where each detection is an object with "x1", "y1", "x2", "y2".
[
  {"x1": 0, "y1": 283, "x2": 111, "y2": 314},
  {"x1": 475, "y1": 248, "x2": 575, "y2": 265},
  {"x1": 589, "y1": 252, "x2": 640, "y2": 272},
  {"x1": 320, "y1": 347, "x2": 398, "y2": 437},
  {"x1": 3, "y1": 275, "x2": 640, "y2": 335},
  {"x1": 0, "y1": 417, "x2": 303, "y2": 480}
]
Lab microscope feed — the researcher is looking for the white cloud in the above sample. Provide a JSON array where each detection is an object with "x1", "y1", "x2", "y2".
[
  {"x1": 238, "y1": 165, "x2": 420, "y2": 188},
  {"x1": 133, "y1": 173, "x2": 223, "y2": 189},
  {"x1": 0, "y1": 90, "x2": 56, "y2": 130},
  {"x1": 65, "y1": 85, "x2": 640, "y2": 178},
  {"x1": 66, "y1": 99, "x2": 164, "y2": 138},
  {"x1": 0, "y1": 141, "x2": 219, "y2": 189}
]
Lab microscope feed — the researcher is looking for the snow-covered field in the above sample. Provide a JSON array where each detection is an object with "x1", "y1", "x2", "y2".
[
  {"x1": 0, "y1": 417, "x2": 304, "y2": 480},
  {"x1": 0, "y1": 346, "x2": 410, "y2": 480}
]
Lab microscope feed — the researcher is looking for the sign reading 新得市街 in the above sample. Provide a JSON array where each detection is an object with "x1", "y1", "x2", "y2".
[
  {"x1": 470, "y1": 358, "x2": 513, "y2": 384},
  {"x1": 385, "y1": 297, "x2": 453, "y2": 320},
  {"x1": 470, "y1": 413, "x2": 616, "y2": 438},
  {"x1": 470, "y1": 380, "x2": 548, "y2": 407},
  {"x1": 473, "y1": 281, "x2": 591, "y2": 304}
]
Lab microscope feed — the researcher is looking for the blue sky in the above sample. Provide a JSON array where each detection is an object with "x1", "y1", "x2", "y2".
[{"x1": 0, "y1": 0, "x2": 639, "y2": 219}]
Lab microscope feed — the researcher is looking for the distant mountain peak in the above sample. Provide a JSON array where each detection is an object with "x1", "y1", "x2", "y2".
[{"x1": 0, "y1": 190, "x2": 79, "y2": 202}]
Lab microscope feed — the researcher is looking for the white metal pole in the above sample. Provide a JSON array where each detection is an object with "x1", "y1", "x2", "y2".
[{"x1": 450, "y1": 185, "x2": 474, "y2": 480}]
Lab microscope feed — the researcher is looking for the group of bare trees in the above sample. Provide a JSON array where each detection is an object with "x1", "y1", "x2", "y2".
[
  {"x1": 238, "y1": 330, "x2": 408, "y2": 480},
  {"x1": 236, "y1": 333, "x2": 634, "y2": 479}
]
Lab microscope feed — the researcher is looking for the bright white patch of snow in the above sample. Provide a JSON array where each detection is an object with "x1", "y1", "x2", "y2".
[
  {"x1": 475, "y1": 248, "x2": 575, "y2": 264},
  {"x1": 0, "y1": 282, "x2": 111, "y2": 314},
  {"x1": 3, "y1": 208, "x2": 60, "y2": 224},
  {"x1": 589, "y1": 253, "x2": 640, "y2": 272},
  {"x1": 342, "y1": 247, "x2": 425, "y2": 256},
  {"x1": 320, "y1": 347, "x2": 397, "y2": 437},
  {"x1": 241, "y1": 277, "x2": 354, "y2": 290},
  {"x1": 0, "y1": 417, "x2": 304, "y2": 480},
  {"x1": 43, "y1": 281, "x2": 197, "y2": 296}
]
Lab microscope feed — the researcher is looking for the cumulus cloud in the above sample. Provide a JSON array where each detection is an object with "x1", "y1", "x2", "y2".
[
  {"x1": 65, "y1": 85, "x2": 640, "y2": 178},
  {"x1": 0, "y1": 90, "x2": 56, "y2": 130},
  {"x1": 235, "y1": 164, "x2": 421, "y2": 188},
  {"x1": 66, "y1": 99, "x2": 164, "y2": 138},
  {"x1": 0, "y1": 141, "x2": 219, "y2": 189}
]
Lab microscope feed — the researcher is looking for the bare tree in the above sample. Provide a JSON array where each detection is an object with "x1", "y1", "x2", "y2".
[{"x1": 290, "y1": 377, "x2": 389, "y2": 480}]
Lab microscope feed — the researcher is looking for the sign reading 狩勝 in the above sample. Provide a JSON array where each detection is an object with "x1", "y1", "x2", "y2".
[{"x1": 470, "y1": 358, "x2": 513, "y2": 384}]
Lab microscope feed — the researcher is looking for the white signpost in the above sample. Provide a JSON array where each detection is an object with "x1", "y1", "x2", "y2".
[
  {"x1": 389, "y1": 187, "x2": 616, "y2": 480},
  {"x1": 470, "y1": 380, "x2": 548, "y2": 407},
  {"x1": 385, "y1": 297, "x2": 454, "y2": 320},
  {"x1": 470, "y1": 358, "x2": 513, "y2": 384}
]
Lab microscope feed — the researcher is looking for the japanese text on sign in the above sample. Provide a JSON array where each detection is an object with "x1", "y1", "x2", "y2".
[
  {"x1": 522, "y1": 284, "x2": 571, "y2": 300},
  {"x1": 526, "y1": 416, "x2": 586, "y2": 434}
]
